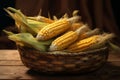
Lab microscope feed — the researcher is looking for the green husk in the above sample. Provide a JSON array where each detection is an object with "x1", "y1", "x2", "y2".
[
  {"x1": 5, "y1": 7, "x2": 48, "y2": 35},
  {"x1": 9, "y1": 33, "x2": 47, "y2": 51},
  {"x1": 4, "y1": 30, "x2": 53, "y2": 52},
  {"x1": 27, "y1": 19, "x2": 49, "y2": 33},
  {"x1": 7, "y1": 7, "x2": 27, "y2": 23}
]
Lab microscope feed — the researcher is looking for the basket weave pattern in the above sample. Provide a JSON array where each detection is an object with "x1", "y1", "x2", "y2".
[{"x1": 17, "y1": 46, "x2": 108, "y2": 74}]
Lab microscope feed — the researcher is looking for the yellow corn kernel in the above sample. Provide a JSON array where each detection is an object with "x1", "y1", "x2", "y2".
[
  {"x1": 49, "y1": 31, "x2": 78, "y2": 51},
  {"x1": 66, "y1": 33, "x2": 115, "y2": 52},
  {"x1": 36, "y1": 16, "x2": 80, "y2": 40},
  {"x1": 66, "y1": 35, "x2": 101, "y2": 52},
  {"x1": 36, "y1": 19, "x2": 71, "y2": 40}
]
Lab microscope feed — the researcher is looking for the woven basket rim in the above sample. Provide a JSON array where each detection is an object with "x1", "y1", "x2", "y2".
[
  {"x1": 44, "y1": 47, "x2": 108, "y2": 55},
  {"x1": 18, "y1": 46, "x2": 108, "y2": 56}
]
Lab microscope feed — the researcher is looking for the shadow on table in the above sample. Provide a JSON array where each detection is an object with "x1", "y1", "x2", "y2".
[{"x1": 26, "y1": 62, "x2": 120, "y2": 80}]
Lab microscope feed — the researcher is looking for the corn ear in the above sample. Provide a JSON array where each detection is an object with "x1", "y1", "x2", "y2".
[
  {"x1": 66, "y1": 35, "x2": 101, "y2": 52},
  {"x1": 66, "y1": 33, "x2": 115, "y2": 52},
  {"x1": 36, "y1": 19, "x2": 70, "y2": 40},
  {"x1": 36, "y1": 16, "x2": 80, "y2": 40},
  {"x1": 7, "y1": 32, "x2": 54, "y2": 52},
  {"x1": 49, "y1": 31, "x2": 78, "y2": 51}
]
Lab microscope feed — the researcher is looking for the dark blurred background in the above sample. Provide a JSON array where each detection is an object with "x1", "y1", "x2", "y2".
[{"x1": 0, "y1": 0, "x2": 120, "y2": 49}]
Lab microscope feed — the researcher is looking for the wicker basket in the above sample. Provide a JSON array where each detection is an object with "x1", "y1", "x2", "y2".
[{"x1": 17, "y1": 46, "x2": 109, "y2": 74}]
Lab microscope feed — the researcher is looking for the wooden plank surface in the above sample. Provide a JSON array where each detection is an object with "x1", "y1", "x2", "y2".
[
  {"x1": 0, "y1": 50, "x2": 120, "y2": 80},
  {"x1": 0, "y1": 50, "x2": 20, "y2": 60}
]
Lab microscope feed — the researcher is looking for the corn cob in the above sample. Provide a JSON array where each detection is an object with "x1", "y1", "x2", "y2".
[
  {"x1": 66, "y1": 33, "x2": 115, "y2": 52},
  {"x1": 49, "y1": 31, "x2": 78, "y2": 51},
  {"x1": 49, "y1": 24, "x2": 90, "y2": 51},
  {"x1": 78, "y1": 28, "x2": 100, "y2": 40},
  {"x1": 36, "y1": 16, "x2": 80, "y2": 40}
]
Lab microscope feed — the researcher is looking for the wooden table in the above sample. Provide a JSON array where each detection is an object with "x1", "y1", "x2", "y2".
[{"x1": 0, "y1": 50, "x2": 120, "y2": 80}]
